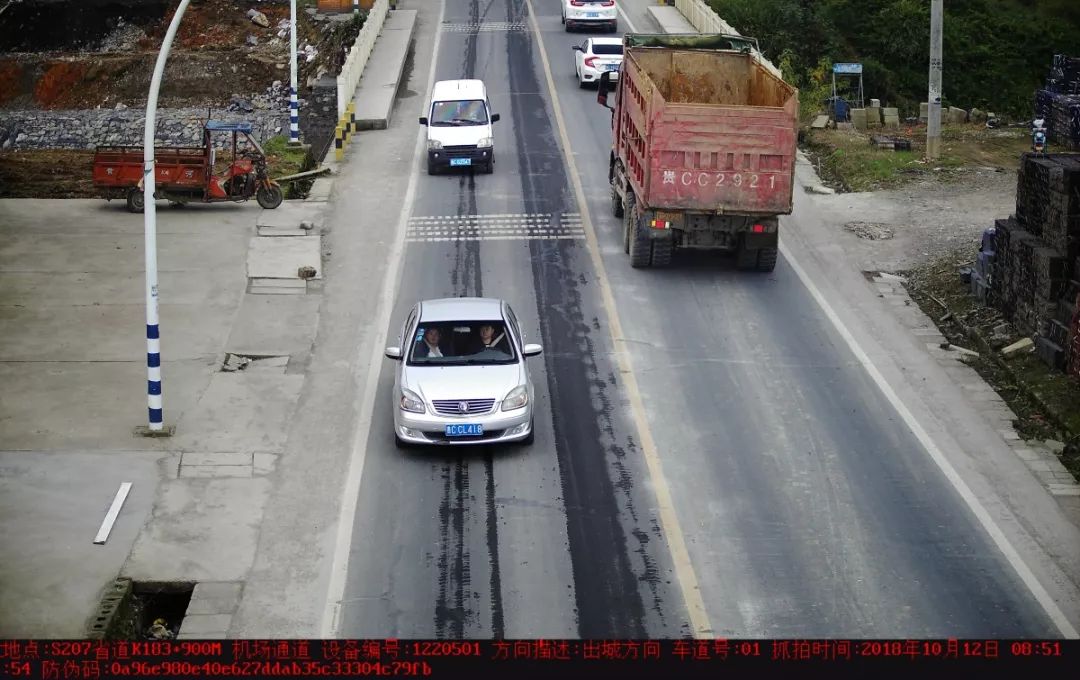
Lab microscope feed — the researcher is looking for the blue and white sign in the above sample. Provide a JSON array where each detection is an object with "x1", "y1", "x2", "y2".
[{"x1": 833, "y1": 63, "x2": 863, "y2": 74}]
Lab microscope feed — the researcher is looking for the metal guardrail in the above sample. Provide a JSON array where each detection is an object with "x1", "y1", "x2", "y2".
[
  {"x1": 673, "y1": 0, "x2": 783, "y2": 79},
  {"x1": 336, "y1": 0, "x2": 390, "y2": 118}
]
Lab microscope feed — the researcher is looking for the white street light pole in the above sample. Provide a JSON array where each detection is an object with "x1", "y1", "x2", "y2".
[
  {"x1": 141, "y1": 0, "x2": 191, "y2": 435},
  {"x1": 290, "y1": 0, "x2": 300, "y2": 144},
  {"x1": 926, "y1": 0, "x2": 943, "y2": 160}
]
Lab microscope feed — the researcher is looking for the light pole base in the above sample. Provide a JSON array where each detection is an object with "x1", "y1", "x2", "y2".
[
  {"x1": 925, "y1": 136, "x2": 942, "y2": 161},
  {"x1": 134, "y1": 424, "x2": 176, "y2": 438}
]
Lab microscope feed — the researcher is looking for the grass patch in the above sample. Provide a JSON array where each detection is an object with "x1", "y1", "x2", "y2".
[
  {"x1": 263, "y1": 135, "x2": 316, "y2": 199},
  {"x1": 802, "y1": 123, "x2": 1026, "y2": 193},
  {"x1": 903, "y1": 248, "x2": 1080, "y2": 475}
]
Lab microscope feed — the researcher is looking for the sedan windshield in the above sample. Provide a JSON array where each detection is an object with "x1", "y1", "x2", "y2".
[
  {"x1": 430, "y1": 100, "x2": 489, "y2": 126},
  {"x1": 408, "y1": 320, "x2": 516, "y2": 365}
]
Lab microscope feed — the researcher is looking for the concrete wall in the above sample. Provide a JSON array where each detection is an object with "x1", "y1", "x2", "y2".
[{"x1": 301, "y1": 79, "x2": 338, "y2": 162}]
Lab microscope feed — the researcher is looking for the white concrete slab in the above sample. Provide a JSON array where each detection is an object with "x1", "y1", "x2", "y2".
[
  {"x1": 246, "y1": 235, "x2": 322, "y2": 280},
  {"x1": 255, "y1": 201, "x2": 325, "y2": 231},
  {"x1": 353, "y1": 10, "x2": 418, "y2": 130}
]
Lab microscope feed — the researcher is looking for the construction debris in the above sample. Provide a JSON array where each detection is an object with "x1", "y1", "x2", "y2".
[
  {"x1": 1002, "y1": 337, "x2": 1035, "y2": 356},
  {"x1": 247, "y1": 9, "x2": 271, "y2": 28}
]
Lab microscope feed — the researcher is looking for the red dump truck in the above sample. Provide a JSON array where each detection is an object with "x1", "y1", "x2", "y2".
[{"x1": 598, "y1": 34, "x2": 799, "y2": 270}]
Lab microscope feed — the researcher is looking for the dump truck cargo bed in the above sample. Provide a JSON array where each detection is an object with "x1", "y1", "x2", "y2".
[{"x1": 616, "y1": 43, "x2": 798, "y2": 215}]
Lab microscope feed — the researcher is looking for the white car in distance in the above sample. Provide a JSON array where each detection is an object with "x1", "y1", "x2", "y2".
[
  {"x1": 572, "y1": 37, "x2": 624, "y2": 88},
  {"x1": 562, "y1": 0, "x2": 618, "y2": 33}
]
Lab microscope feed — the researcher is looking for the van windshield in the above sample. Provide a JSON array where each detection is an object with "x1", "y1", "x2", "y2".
[{"x1": 430, "y1": 99, "x2": 489, "y2": 126}]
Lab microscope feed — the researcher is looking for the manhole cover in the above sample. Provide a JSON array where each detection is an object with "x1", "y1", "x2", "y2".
[{"x1": 844, "y1": 221, "x2": 894, "y2": 240}]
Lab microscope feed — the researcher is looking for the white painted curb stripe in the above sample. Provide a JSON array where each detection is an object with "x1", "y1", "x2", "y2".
[{"x1": 94, "y1": 482, "x2": 132, "y2": 545}]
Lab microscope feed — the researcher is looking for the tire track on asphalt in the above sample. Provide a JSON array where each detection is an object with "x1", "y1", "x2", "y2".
[
  {"x1": 507, "y1": 0, "x2": 654, "y2": 637},
  {"x1": 433, "y1": 0, "x2": 505, "y2": 639}
]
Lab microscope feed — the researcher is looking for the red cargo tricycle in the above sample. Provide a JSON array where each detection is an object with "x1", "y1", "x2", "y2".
[{"x1": 92, "y1": 120, "x2": 284, "y2": 213}]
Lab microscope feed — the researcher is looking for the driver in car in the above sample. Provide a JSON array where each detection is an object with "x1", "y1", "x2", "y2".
[{"x1": 471, "y1": 324, "x2": 510, "y2": 354}]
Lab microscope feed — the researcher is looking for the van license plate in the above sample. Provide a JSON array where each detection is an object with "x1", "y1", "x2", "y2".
[
  {"x1": 450, "y1": 158, "x2": 472, "y2": 167},
  {"x1": 446, "y1": 424, "x2": 483, "y2": 436}
]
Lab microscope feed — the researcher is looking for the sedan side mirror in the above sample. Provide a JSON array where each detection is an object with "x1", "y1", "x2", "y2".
[
  {"x1": 385, "y1": 347, "x2": 402, "y2": 360},
  {"x1": 491, "y1": 113, "x2": 501, "y2": 123},
  {"x1": 522, "y1": 343, "x2": 543, "y2": 357},
  {"x1": 418, "y1": 116, "x2": 428, "y2": 125},
  {"x1": 572, "y1": 46, "x2": 583, "y2": 52}
]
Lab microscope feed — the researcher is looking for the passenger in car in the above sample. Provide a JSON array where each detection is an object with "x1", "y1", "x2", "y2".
[{"x1": 414, "y1": 327, "x2": 452, "y2": 358}]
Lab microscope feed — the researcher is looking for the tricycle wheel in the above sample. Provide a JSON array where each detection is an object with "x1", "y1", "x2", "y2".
[
  {"x1": 126, "y1": 188, "x2": 145, "y2": 213},
  {"x1": 256, "y1": 184, "x2": 284, "y2": 209}
]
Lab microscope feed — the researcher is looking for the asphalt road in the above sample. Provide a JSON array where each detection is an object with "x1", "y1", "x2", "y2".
[{"x1": 338, "y1": 0, "x2": 1059, "y2": 638}]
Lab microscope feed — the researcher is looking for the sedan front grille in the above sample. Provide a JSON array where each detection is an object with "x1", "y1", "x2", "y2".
[{"x1": 432, "y1": 398, "x2": 497, "y2": 416}]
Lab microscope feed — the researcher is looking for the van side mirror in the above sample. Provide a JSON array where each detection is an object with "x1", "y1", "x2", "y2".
[
  {"x1": 597, "y1": 72, "x2": 613, "y2": 110},
  {"x1": 418, "y1": 116, "x2": 428, "y2": 125},
  {"x1": 491, "y1": 113, "x2": 501, "y2": 123}
]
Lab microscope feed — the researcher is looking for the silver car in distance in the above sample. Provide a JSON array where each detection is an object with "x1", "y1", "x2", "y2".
[{"x1": 384, "y1": 297, "x2": 543, "y2": 447}]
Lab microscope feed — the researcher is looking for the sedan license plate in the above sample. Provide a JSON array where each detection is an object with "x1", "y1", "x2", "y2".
[
  {"x1": 446, "y1": 423, "x2": 483, "y2": 437},
  {"x1": 450, "y1": 158, "x2": 471, "y2": 167},
  {"x1": 605, "y1": 64, "x2": 618, "y2": 71},
  {"x1": 586, "y1": 12, "x2": 599, "y2": 18}
]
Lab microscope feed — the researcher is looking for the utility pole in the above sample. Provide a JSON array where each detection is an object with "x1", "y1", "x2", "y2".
[
  {"x1": 289, "y1": 0, "x2": 300, "y2": 145},
  {"x1": 926, "y1": 0, "x2": 943, "y2": 160},
  {"x1": 139, "y1": 0, "x2": 191, "y2": 436}
]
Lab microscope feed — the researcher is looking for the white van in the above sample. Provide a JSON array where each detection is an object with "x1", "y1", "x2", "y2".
[{"x1": 419, "y1": 79, "x2": 500, "y2": 175}]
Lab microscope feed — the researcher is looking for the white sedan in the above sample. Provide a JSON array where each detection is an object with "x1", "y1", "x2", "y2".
[
  {"x1": 562, "y1": 0, "x2": 618, "y2": 33},
  {"x1": 572, "y1": 37, "x2": 624, "y2": 88}
]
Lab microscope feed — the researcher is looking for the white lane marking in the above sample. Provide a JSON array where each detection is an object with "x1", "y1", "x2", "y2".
[
  {"x1": 93, "y1": 482, "x2": 132, "y2": 545},
  {"x1": 319, "y1": 0, "x2": 447, "y2": 638},
  {"x1": 779, "y1": 239, "x2": 1080, "y2": 639},
  {"x1": 523, "y1": 0, "x2": 714, "y2": 637}
]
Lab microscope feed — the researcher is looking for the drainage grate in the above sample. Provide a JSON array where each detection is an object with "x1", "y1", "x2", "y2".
[
  {"x1": 92, "y1": 580, "x2": 195, "y2": 640},
  {"x1": 441, "y1": 21, "x2": 528, "y2": 33}
]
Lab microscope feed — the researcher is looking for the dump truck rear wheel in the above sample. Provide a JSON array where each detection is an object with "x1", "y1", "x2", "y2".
[
  {"x1": 735, "y1": 239, "x2": 757, "y2": 271},
  {"x1": 126, "y1": 188, "x2": 144, "y2": 213},
  {"x1": 628, "y1": 219, "x2": 652, "y2": 268},
  {"x1": 611, "y1": 185, "x2": 623, "y2": 218},
  {"x1": 651, "y1": 235, "x2": 674, "y2": 267},
  {"x1": 256, "y1": 184, "x2": 283, "y2": 209},
  {"x1": 622, "y1": 192, "x2": 635, "y2": 254},
  {"x1": 756, "y1": 247, "x2": 778, "y2": 272}
]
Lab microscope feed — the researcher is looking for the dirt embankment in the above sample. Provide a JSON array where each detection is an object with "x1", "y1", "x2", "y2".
[{"x1": 0, "y1": 0, "x2": 361, "y2": 111}]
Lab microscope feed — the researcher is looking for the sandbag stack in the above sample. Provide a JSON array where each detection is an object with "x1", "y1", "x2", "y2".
[{"x1": 990, "y1": 153, "x2": 1080, "y2": 372}]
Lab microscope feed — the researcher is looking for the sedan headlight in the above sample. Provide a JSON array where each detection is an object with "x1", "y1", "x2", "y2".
[
  {"x1": 400, "y1": 388, "x2": 425, "y2": 414},
  {"x1": 476, "y1": 137, "x2": 493, "y2": 148},
  {"x1": 427, "y1": 139, "x2": 443, "y2": 150},
  {"x1": 501, "y1": 385, "x2": 528, "y2": 411}
]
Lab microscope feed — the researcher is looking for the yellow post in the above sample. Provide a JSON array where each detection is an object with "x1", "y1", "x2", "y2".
[
  {"x1": 345, "y1": 102, "x2": 356, "y2": 144},
  {"x1": 335, "y1": 124, "x2": 344, "y2": 161}
]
